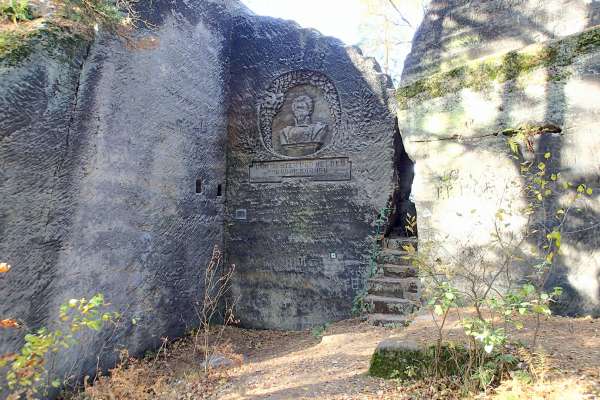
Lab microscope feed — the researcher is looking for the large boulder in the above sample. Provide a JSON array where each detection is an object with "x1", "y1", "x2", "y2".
[
  {"x1": 0, "y1": 0, "x2": 410, "y2": 389},
  {"x1": 403, "y1": 0, "x2": 600, "y2": 83},
  {"x1": 399, "y1": 0, "x2": 600, "y2": 315},
  {"x1": 224, "y1": 14, "x2": 407, "y2": 330},
  {"x1": 1, "y1": 0, "x2": 236, "y2": 384}
]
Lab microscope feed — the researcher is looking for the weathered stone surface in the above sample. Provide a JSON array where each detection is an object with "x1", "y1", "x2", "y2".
[
  {"x1": 224, "y1": 14, "x2": 403, "y2": 330},
  {"x1": 369, "y1": 339, "x2": 467, "y2": 379},
  {"x1": 400, "y1": 19, "x2": 600, "y2": 315},
  {"x1": 1, "y1": 0, "x2": 236, "y2": 384},
  {"x1": 403, "y1": 0, "x2": 600, "y2": 83},
  {"x1": 0, "y1": 22, "x2": 92, "y2": 381}
]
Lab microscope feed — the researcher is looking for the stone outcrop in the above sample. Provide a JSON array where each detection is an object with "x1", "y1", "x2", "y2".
[
  {"x1": 1, "y1": 0, "x2": 241, "y2": 385},
  {"x1": 403, "y1": 0, "x2": 600, "y2": 83},
  {"x1": 0, "y1": 0, "x2": 408, "y2": 387},
  {"x1": 365, "y1": 237, "x2": 420, "y2": 326},
  {"x1": 224, "y1": 14, "x2": 403, "y2": 330},
  {"x1": 399, "y1": 0, "x2": 600, "y2": 316}
]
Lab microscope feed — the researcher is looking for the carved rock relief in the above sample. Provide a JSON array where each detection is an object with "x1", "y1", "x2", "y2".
[{"x1": 259, "y1": 70, "x2": 342, "y2": 158}]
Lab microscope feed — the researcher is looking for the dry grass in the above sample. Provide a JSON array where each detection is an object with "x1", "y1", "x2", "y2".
[{"x1": 67, "y1": 330, "x2": 243, "y2": 400}]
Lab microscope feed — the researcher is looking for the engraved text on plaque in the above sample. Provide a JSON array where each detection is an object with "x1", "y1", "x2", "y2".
[{"x1": 249, "y1": 158, "x2": 351, "y2": 183}]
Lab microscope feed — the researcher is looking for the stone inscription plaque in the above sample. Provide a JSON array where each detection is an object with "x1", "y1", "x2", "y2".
[{"x1": 249, "y1": 158, "x2": 351, "y2": 183}]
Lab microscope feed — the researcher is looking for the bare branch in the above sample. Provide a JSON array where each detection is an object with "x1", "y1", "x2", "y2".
[{"x1": 386, "y1": 0, "x2": 413, "y2": 28}]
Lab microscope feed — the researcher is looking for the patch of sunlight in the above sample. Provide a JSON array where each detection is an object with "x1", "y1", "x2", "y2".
[
  {"x1": 425, "y1": 151, "x2": 526, "y2": 248},
  {"x1": 565, "y1": 78, "x2": 600, "y2": 110},
  {"x1": 493, "y1": 375, "x2": 592, "y2": 400},
  {"x1": 583, "y1": 336, "x2": 600, "y2": 348},
  {"x1": 521, "y1": 70, "x2": 547, "y2": 98},
  {"x1": 549, "y1": 2, "x2": 589, "y2": 37},
  {"x1": 422, "y1": 112, "x2": 450, "y2": 135},
  {"x1": 562, "y1": 243, "x2": 600, "y2": 305},
  {"x1": 461, "y1": 89, "x2": 498, "y2": 127}
]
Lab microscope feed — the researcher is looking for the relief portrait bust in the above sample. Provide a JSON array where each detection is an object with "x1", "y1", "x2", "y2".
[
  {"x1": 259, "y1": 70, "x2": 342, "y2": 159},
  {"x1": 279, "y1": 95, "x2": 328, "y2": 157}
]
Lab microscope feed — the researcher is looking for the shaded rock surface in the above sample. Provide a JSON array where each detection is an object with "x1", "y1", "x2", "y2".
[
  {"x1": 0, "y1": 0, "x2": 409, "y2": 389},
  {"x1": 224, "y1": 13, "x2": 403, "y2": 330},
  {"x1": 1, "y1": 0, "x2": 237, "y2": 385}
]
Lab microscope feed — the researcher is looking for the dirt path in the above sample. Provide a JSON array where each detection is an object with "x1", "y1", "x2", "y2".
[
  {"x1": 214, "y1": 320, "x2": 403, "y2": 400},
  {"x1": 212, "y1": 313, "x2": 600, "y2": 400}
]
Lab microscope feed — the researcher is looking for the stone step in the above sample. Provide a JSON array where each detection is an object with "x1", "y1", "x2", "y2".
[
  {"x1": 376, "y1": 249, "x2": 413, "y2": 265},
  {"x1": 384, "y1": 236, "x2": 418, "y2": 252},
  {"x1": 367, "y1": 276, "x2": 420, "y2": 299},
  {"x1": 368, "y1": 313, "x2": 412, "y2": 327},
  {"x1": 365, "y1": 295, "x2": 419, "y2": 315},
  {"x1": 382, "y1": 264, "x2": 418, "y2": 279}
]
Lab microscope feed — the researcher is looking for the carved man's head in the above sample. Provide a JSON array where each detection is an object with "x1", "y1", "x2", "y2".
[{"x1": 291, "y1": 95, "x2": 313, "y2": 124}]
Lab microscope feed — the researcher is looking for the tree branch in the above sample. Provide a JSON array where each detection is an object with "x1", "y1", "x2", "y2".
[{"x1": 387, "y1": 0, "x2": 413, "y2": 28}]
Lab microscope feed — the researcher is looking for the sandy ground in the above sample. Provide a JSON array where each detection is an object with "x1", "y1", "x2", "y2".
[
  {"x1": 214, "y1": 320, "x2": 400, "y2": 400},
  {"x1": 211, "y1": 312, "x2": 600, "y2": 400}
]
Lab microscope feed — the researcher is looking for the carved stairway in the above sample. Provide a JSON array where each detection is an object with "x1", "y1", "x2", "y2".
[{"x1": 365, "y1": 236, "x2": 421, "y2": 326}]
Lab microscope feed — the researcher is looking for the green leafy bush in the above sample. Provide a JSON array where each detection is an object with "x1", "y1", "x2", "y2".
[
  {"x1": 400, "y1": 141, "x2": 595, "y2": 392},
  {"x1": 0, "y1": 0, "x2": 32, "y2": 24},
  {"x1": 351, "y1": 207, "x2": 390, "y2": 316},
  {"x1": 58, "y1": 0, "x2": 127, "y2": 30},
  {"x1": 0, "y1": 292, "x2": 120, "y2": 398}
]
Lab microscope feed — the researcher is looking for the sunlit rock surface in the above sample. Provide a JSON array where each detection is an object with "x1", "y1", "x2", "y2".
[
  {"x1": 403, "y1": 0, "x2": 600, "y2": 83},
  {"x1": 400, "y1": 0, "x2": 600, "y2": 316}
]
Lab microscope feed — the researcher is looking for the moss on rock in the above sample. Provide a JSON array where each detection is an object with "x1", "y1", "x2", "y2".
[
  {"x1": 369, "y1": 339, "x2": 468, "y2": 380},
  {"x1": 0, "y1": 20, "x2": 89, "y2": 67},
  {"x1": 397, "y1": 25, "x2": 600, "y2": 109}
]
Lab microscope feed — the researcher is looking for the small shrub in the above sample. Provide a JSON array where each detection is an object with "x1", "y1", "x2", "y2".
[
  {"x1": 351, "y1": 206, "x2": 391, "y2": 317},
  {"x1": 399, "y1": 144, "x2": 594, "y2": 394},
  {"x1": 0, "y1": 0, "x2": 32, "y2": 24},
  {"x1": 57, "y1": 0, "x2": 136, "y2": 32},
  {"x1": 194, "y1": 245, "x2": 237, "y2": 373},
  {"x1": 310, "y1": 323, "x2": 329, "y2": 339},
  {"x1": 0, "y1": 262, "x2": 120, "y2": 399}
]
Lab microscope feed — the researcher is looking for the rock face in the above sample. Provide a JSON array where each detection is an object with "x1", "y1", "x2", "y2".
[
  {"x1": 1, "y1": 0, "x2": 237, "y2": 385},
  {"x1": 369, "y1": 338, "x2": 468, "y2": 380},
  {"x1": 399, "y1": 0, "x2": 600, "y2": 316},
  {"x1": 0, "y1": 24, "x2": 92, "y2": 378},
  {"x1": 224, "y1": 15, "x2": 401, "y2": 330},
  {"x1": 0, "y1": 0, "x2": 407, "y2": 386},
  {"x1": 403, "y1": 0, "x2": 600, "y2": 83}
]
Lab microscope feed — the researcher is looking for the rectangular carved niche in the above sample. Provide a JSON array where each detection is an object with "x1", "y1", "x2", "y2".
[{"x1": 249, "y1": 157, "x2": 352, "y2": 183}]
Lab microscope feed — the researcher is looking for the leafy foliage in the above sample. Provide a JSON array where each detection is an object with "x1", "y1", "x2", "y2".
[
  {"x1": 358, "y1": 0, "x2": 428, "y2": 83},
  {"x1": 352, "y1": 206, "x2": 391, "y2": 316},
  {"x1": 56, "y1": 0, "x2": 139, "y2": 32},
  {"x1": 0, "y1": 266, "x2": 120, "y2": 399},
  {"x1": 0, "y1": 0, "x2": 32, "y2": 24},
  {"x1": 310, "y1": 323, "x2": 329, "y2": 339},
  {"x1": 402, "y1": 142, "x2": 594, "y2": 393}
]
